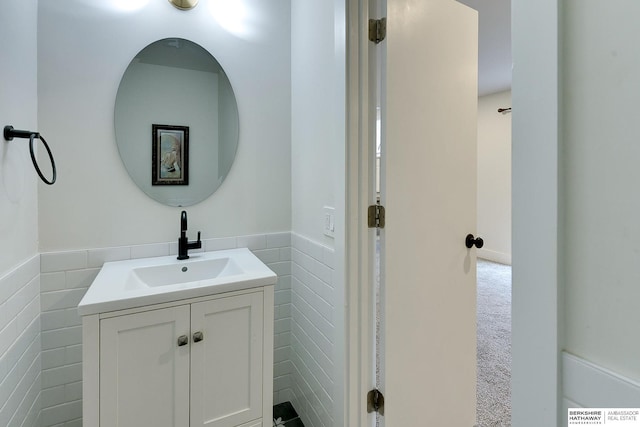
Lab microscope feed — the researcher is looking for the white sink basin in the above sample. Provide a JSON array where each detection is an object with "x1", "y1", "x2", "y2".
[
  {"x1": 128, "y1": 257, "x2": 244, "y2": 289},
  {"x1": 78, "y1": 248, "x2": 276, "y2": 316}
]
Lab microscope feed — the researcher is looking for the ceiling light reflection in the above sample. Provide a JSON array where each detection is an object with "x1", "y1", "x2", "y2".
[{"x1": 208, "y1": 0, "x2": 255, "y2": 39}]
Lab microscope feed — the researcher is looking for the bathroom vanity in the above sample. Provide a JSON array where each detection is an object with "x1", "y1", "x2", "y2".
[{"x1": 78, "y1": 248, "x2": 276, "y2": 427}]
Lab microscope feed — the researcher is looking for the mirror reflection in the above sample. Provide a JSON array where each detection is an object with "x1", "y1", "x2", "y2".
[{"x1": 115, "y1": 38, "x2": 239, "y2": 206}]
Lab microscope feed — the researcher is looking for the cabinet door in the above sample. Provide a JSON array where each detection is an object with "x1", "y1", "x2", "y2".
[
  {"x1": 190, "y1": 293, "x2": 264, "y2": 427},
  {"x1": 100, "y1": 306, "x2": 191, "y2": 427}
]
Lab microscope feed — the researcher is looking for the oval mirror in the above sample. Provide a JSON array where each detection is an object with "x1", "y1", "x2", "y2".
[{"x1": 114, "y1": 38, "x2": 239, "y2": 207}]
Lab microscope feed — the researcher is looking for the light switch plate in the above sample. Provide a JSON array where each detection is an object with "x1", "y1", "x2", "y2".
[{"x1": 323, "y1": 206, "x2": 335, "y2": 238}]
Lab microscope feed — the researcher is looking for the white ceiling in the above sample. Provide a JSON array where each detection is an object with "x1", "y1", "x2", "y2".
[{"x1": 456, "y1": 0, "x2": 512, "y2": 96}]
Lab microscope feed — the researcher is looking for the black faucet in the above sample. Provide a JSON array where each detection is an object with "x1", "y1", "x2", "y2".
[{"x1": 177, "y1": 210, "x2": 201, "y2": 260}]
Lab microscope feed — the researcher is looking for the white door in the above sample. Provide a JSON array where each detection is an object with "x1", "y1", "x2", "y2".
[
  {"x1": 378, "y1": 0, "x2": 478, "y2": 425},
  {"x1": 190, "y1": 293, "x2": 264, "y2": 427},
  {"x1": 100, "y1": 306, "x2": 191, "y2": 427}
]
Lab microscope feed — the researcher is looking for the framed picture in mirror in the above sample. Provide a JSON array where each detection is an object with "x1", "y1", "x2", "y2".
[{"x1": 152, "y1": 124, "x2": 189, "y2": 185}]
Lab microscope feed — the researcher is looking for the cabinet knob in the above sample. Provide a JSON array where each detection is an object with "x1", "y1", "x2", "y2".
[
  {"x1": 177, "y1": 335, "x2": 189, "y2": 347},
  {"x1": 193, "y1": 331, "x2": 204, "y2": 343}
]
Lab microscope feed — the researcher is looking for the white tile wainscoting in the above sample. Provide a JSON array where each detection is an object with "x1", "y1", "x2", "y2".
[
  {"x1": 290, "y1": 233, "x2": 337, "y2": 427},
  {"x1": 0, "y1": 232, "x2": 340, "y2": 427},
  {"x1": 0, "y1": 255, "x2": 42, "y2": 427},
  {"x1": 38, "y1": 233, "x2": 293, "y2": 427}
]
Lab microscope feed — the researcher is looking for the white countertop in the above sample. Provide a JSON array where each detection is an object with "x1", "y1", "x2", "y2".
[{"x1": 78, "y1": 248, "x2": 277, "y2": 316}]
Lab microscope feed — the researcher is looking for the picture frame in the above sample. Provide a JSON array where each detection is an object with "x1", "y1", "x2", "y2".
[{"x1": 152, "y1": 124, "x2": 189, "y2": 185}]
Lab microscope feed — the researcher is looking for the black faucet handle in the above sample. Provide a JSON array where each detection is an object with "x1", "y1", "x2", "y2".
[{"x1": 187, "y1": 231, "x2": 202, "y2": 251}]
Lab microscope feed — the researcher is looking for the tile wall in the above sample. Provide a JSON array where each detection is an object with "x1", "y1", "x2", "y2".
[
  {"x1": 38, "y1": 232, "x2": 293, "y2": 427},
  {"x1": 0, "y1": 255, "x2": 42, "y2": 427},
  {"x1": 290, "y1": 233, "x2": 336, "y2": 427}
]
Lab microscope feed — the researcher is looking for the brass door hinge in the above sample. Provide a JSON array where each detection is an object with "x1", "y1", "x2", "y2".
[
  {"x1": 367, "y1": 389, "x2": 385, "y2": 415},
  {"x1": 368, "y1": 204, "x2": 385, "y2": 229},
  {"x1": 369, "y1": 18, "x2": 387, "y2": 44}
]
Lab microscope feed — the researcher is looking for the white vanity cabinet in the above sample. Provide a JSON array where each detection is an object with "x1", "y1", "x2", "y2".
[{"x1": 82, "y1": 287, "x2": 274, "y2": 427}]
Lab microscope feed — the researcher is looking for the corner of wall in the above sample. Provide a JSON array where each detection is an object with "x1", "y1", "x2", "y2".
[{"x1": 0, "y1": 0, "x2": 42, "y2": 424}]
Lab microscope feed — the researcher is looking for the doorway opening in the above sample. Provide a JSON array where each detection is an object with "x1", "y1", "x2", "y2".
[
  {"x1": 366, "y1": 0, "x2": 484, "y2": 424},
  {"x1": 475, "y1": 88, "x2": 512, "y2": 426},
  {"x1": 456, "y1": 0, "x2": 513, "y2": 424},
  {"x1": 369, "y1": 1, "x2": 514, "y2": 424}
]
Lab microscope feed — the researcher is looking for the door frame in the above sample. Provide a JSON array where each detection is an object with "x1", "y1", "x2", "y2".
[
  {"x1": 344, "y1": 1, "x2": 561, "y2": 426},
  {"x1": 345, "y1": 0, "x2": 377, "y2": 426},
  {"x1": 511, "y1": 1, "x2": 561, "y2": 426}
]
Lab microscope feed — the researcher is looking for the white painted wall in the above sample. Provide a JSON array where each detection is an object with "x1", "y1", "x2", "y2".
[
  {"x1": 0, "y1": 3, "x2": 42, "y2": 426},
  {"x1": 291, "y1": 0, "x2": 345, "y2": 249},
  {"x1": 0, "y1": 0, "x2": 46, "y2": 426},
  {"x1": 514, "y1": 1, "x2": 640, "y2": 424},
  {"x1": 562, "y1": 0, "x2": 640, "y2": 383},
  {"x1": 477, "y1": 90, "x2": 511, "y2": 264},
  {"x1": 37, "y1": 0, "x2": 291, "y2": 251},
  {"x1": 0, "y1": 0, "x2": 39, "y2": 276},
  {"x1": 290, "y1": 1, "x2": 346, "y2": 425},
  {"x1": 0, "y1": 6, "x2": 41, "y2": 424}
]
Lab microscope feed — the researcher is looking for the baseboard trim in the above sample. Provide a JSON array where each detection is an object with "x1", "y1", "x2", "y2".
[
  {"x1": 563, "y1": 351, "x2": 640, "y2": 407},
  {"x1": 477, "y1": 248, "x2": 511, "y2": 265}
]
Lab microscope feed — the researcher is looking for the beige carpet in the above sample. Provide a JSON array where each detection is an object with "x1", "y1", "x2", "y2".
[{"x1": 476, "y1": 259, "x2": 512, "y2": 426}]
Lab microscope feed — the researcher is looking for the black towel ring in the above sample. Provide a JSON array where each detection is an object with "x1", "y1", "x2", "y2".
[{"x1": 3, "y1": 125, "x2": 57, "y2": 185}]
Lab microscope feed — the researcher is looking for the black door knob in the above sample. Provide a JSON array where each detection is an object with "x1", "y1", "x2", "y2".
[{"x1": 465, "y1": 234, "x2": 484, "y2": 249}]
